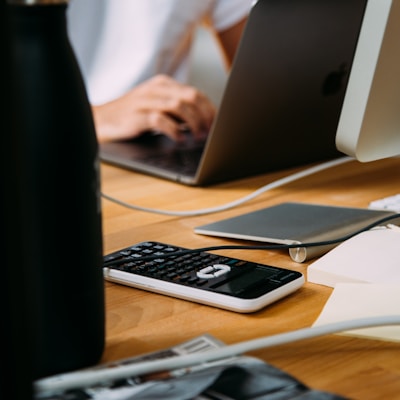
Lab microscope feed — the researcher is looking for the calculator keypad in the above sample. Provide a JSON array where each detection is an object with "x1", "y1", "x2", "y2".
[{"x1": 103, "y1": 241, "x2": 300, "y2": 296}]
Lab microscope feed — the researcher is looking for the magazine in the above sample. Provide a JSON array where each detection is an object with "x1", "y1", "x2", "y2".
[{"x1": 35, "y1": 334, "x2": 347, "y2": 400}]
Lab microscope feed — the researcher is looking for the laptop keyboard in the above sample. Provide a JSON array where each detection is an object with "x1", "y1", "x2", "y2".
[{"x1": 140, "y1": 140, "x2": 205, "y2": 175}]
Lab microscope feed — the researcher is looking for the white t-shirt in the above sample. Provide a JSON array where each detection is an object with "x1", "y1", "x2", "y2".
[{"x1": 67, "y1": 0, "x2": 253, "y2": 105}]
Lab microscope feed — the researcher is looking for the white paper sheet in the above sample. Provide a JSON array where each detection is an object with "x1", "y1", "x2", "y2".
[{"x1": 313, "y1": 283, "x2": 400, "y2": 342}]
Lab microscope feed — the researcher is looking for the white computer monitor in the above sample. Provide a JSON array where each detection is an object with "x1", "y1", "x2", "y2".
[{"x1": 335, "y1": 0, "x2": 400, "y2": 162}]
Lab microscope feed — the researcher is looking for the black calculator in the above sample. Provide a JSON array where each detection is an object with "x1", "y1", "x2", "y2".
[{"x1": 103, "y1": 241, "x2": 304, "y2": 313}]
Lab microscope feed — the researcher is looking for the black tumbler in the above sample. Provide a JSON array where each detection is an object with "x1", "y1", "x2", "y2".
[
  {"x1": 2, "y1": 0, "x2": 34, "y2": 398},
  {"x1": 7, "y1": 0, "x2": 105, "y2": 379}
]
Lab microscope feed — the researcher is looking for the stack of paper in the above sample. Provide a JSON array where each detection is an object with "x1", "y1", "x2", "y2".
[
  {"x1": 307, "y1": 227, "x2": 400, "y2": 287},
  {"x1": 313, "y1": 283, "x2": 400, "y2": 342}
]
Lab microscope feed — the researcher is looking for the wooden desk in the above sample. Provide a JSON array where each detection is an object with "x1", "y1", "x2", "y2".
[{"x1": 100, "y1": 157, "x2": 400, "y2": 399}]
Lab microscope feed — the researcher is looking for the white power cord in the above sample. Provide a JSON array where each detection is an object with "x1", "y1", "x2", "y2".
[
  {"x1": 101, "y1": 156, "x2": 354, "y2": 216},
  {"x1": 35, "y1": 314, "x2": 400, "y2": 394}
]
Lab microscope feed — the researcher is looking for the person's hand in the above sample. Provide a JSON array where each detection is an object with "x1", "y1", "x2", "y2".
[{"x1": 92, "y1": 74, "x2": 216, "y2": 143}]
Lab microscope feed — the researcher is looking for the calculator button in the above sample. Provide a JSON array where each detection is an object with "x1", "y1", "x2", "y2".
[{"x1": 196, "y1": 264, "x2": 231, "y2": 279}]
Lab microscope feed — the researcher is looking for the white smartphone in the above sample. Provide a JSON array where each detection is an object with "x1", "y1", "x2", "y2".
[{"x1": 103, "y1": 241, "x2": 304, "y2": 313}]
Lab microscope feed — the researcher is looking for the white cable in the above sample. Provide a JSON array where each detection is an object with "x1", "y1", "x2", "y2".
[
  {"x1": 101, "y1": 156, "x2": 354, "y2": 216},
  {"x1": 35, "y1": 314, "x2": 400, "y2": 394}
]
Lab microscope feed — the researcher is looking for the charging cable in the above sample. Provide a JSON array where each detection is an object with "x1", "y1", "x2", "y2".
[
  {"x1": 103, "y1": 212, "x2": 400, "y2": 268},
  {"x1": 35, "y1": 315, "x2": 400, "y2": 394},
  {"x1": 101, "y1": 156, "x2": 354, "y2": 216}
]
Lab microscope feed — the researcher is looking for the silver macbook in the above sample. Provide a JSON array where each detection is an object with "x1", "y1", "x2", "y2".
[{"x1": 99, "y1": 0, "x2": 368, "y2": 186}]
